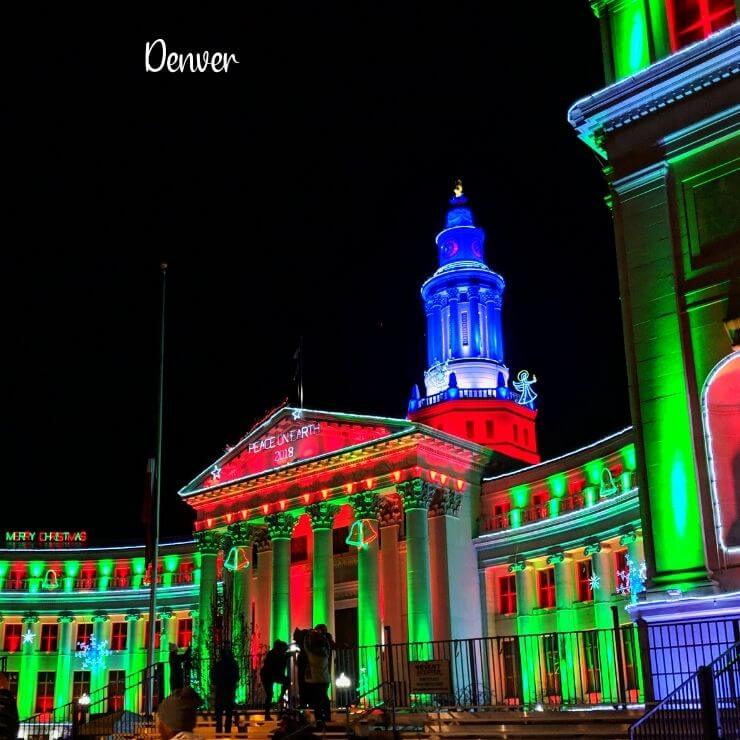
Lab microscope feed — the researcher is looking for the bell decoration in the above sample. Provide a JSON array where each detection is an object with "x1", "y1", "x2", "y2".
[
  {"x1": 42, "y1": 569, "x2": 60, "y2": 590},
  {"x1": 345, "y1": 519, "x2": 378, "y2": 550},
  {"x1": 223, "y1": 546, "x2": 250, "y2": 572}
]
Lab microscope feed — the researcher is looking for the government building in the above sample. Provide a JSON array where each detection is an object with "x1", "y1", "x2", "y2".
[{"x1": 2, "y1": 1, "x2": 738, "y2": 726}]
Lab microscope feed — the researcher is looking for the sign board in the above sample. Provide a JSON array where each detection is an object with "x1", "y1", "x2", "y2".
[
  {"x1": 408, "y1": 659, "x2": 452, "y2": 693},
  {"x1": 4, "y1": 531, "x2": 88, "y2": 547}
]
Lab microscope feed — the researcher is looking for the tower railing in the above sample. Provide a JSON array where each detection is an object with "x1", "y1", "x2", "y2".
[{"x1": 410, "y1": 385, "x2": 530, "y2": 412}]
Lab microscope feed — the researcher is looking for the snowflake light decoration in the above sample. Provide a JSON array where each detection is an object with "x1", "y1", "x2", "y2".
[
  {"x1": 23, "y1": 629, "x2": 35, "y2": 645},
  {"x1": 588, "y1": 574, "x2": 601, "y2": 591},
  {"x1": 291, "y1": 408, "x2": 302, "y2": 420},
  {"x1": 617, "y1": 558, "x2": 647, "y2": 604},
  {"x1": 211, "y1": 464, "x2": 222, "y2": 481},
  {"x1": 76, "y1": 634, "x2": 111, "y2": 671}
]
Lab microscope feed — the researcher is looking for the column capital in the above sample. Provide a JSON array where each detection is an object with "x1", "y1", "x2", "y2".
[
  {"x1": 584, "y1": 542, "x2": 602, "y2": 557},
  {"x1": 91, "y1": 611, "x2": 109, "y2": 623},
  {"x1": 265, "y1": 512, "x2": 295, "y2": 540},
  {"x1": 447, "y1": 287, "x2": 460, "y2": 301},
  {"x1": 57, "y1": 612, "x2": 75, "y2": 624},
  {"x1": 349, "y1": 491, "x2": 382, "y2": 520},
  {"x1": 429, "y1": 488, "x2": 461, "y2": 518},
  {"x1": 23, "y1": 612, "x2": 39, "y2": 625},
  {"x1": 158, "y1": 608, "x2": 174, "y2": 621},
  {"x1": 227, "y1": 522, "x2": 255, "y2": 545},
  {"x1": 195, "y1": 529, "x2": 221, "y2": 555},
  {"x1": 306, "y1": 502, "x2": 338, "y2": 531},
  {"x1": 619, "y1": 530, "x2": 638, "y2": 546},
  {"x1": 124, "y1": 611, "x2": 142, "y2": 622},
  {"x1": 546, "y1": 551, "x2": 566, "y2": 566},
  {"x1": 378, "y1": 495, "x2": 403, "y2": 528},
  {"x1": 508, "y1": 559, "x2": 527, "y2": 573},
  {"x1": 397, "y1": 479, "x2": 435, "y2": 512}
]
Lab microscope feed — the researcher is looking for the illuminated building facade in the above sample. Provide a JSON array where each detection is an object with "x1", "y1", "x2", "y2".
[
  {"x1": 1, "y1": 187, "x2": 657, "y2": 714},
  {"x1": 569, "y1": 6, "x2": 739, "y2": 620}
]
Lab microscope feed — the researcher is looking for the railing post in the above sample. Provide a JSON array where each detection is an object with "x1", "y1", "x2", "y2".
[
  {"x1": 384, "y1": 626, "x2": 397, "y2": 708},
  {"x1": 635, "y1": 617, "x2": 654, "y2": 705},
  {"x1": 467, "y1": 639, "x2": 479, "y2": 707},
  {"x1": 611, "y1": 606, "x2": 627, "y2": 708},
  {"x1": 698, "y1": 665, "x2": 720, "y2": 740}
]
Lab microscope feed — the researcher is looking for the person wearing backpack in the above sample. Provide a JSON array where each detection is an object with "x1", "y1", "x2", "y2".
[{"x1": 303, "y1": 626, "x2": 332, "y2": 729}]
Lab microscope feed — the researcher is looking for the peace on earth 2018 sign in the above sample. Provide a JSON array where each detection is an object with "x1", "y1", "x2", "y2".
[{"x1": 408, "y1": 659, "x2": 452, "y2": 693}]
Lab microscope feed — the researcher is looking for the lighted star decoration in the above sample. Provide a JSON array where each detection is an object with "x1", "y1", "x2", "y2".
[
  {"x1": 588, "y1": 574, "x2": 601, "y2": 591},
  {"x1": 291, "y1": 408, "x2": 302, "y2": 420},
  {"x1": 211, "y1": 464, "x2": 222, "y2": 481},
  {"x1": 23, "y1": 629, "x2": 35, "y2": 645}
]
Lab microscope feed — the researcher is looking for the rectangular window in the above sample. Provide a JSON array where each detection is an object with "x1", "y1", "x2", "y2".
[
  {"x1": 108, "y1": 670, "x2": 126, "y2": 712},
  {"x1": 485, "y1": 420, "x2": 494, "y2": 438},
  {"x1": 583, "y1": 631, "x2": 601, "y2": 695},
  {"x1": 177, "y1": 618, "x2": 193, "y2": 648},
  {"x1": 465, "y1": 420, "x2": 475, "y2": 438},
  {"x1": 291, "y1": 535, "x2": 308, "y2": 563},
  {"x1": 112, "y1": 566, "x2": 130, "y2": 589},
  {"x1": 537, "y1": 568, "x2": 556, "y2": 609},
  {"x1": 111, "y1": 622, "x2": 127, "y2": 651},
  {"x1": 3, "y1": 624, "x2": 22, "y2": 653},
  {"x1": 35, "y1": 672, "x2": 56, "y2": 714},
  {"x1": 40, "y1": 623, "x2": 59, "y2": 652},
  {"x1": 530, "y1": 492, "x2": 549, "y2": 521},
  {"x1": 615, "y1": 549, "x2": 629, "y2": 592},
  {"x1": 492, "y1": 502, "x2": 510, "y2": 530},
  {"x1": 498, "y1": 574, "x2": 517, "y2": 615},
  {"x1": 144, "y1": 620, "x2": 161, "y2": 649},
  {"x1": 513, "y1": 424, "x2": 519, "y2": 442},
  {"x1": 577, "y1": 560, "x2": 594, "y2": 603},
  {"x1": 176, "y1": 561, "x2": 195, "y2": 584},
  {"x1": 461, "y1": 311, "x2": 469, "y2": 346},
  {"x1": 76, "y1": 623, "x2": 93, "y2": 648},
  {"x1": 8, "y1": 570, "x2": 25, "y2": 590},
  {"x1": 72, "y1": 671, "x2": 91, "y2": 704},
  {"x1": 333, "y1": 526, "x2": 350, "y2": 555},
  {"x1": 667, "y1": 0, "x2": 736, "y2": 50},
  {"x1": 523, "y1": 428, "x2": 529, "y2": 446},
  {"x1": 77, "y1": 571, "x2": 96, "y2": 590},
  {"x1": 5, "y1": 673, "x2": 18, "y2": 699}
]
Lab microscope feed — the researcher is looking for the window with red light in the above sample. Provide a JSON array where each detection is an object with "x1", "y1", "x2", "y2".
[
  {"x1": 530, "y1": 491, "x2": 549, "y2": 521},
  {"x1": 176, "y1": 561, "x2": 194, "y2": 584},
  {"x1": 3, "y1": 624, "x2": 22, "y2": 652},
  {"x1": 523, "y1": 428, "x2": 529, "y2": 446},
  {"x1": 666, "y1": 0, "x2": 736, "y2": 50},
  {"x1": 144, "y1": 620, "x2": 161, "y2": 649},
  {"x1": 577, "y1": 560, "x2": 594, "y2": 602},
  {"x1": 35, "y1": 672, "x2": 56, "y2": 714},
  {"x1": 108, "y1": 670, "x2": 126, "y2": 712},
  {"x1": 177, "y1": 618, "x2": 193, "y2": 648},
  {"x1": 76, "y1": 623, "x2": 93, "y2": 648},
  {"x1": 465, "y1": 420, "x2": 475, "y2": 438},
  {"x1": 615, "y1": 549, "x2": 629, "y2": 591},
  {"x1": 112, "y1": 565, "x2": 130, "y2": 589},
  {"x1": 498, "y1": 574, "x2": 517, "y2": 615},
  {"x1": 111, "y1": 622, "x2": 127, "y2": 651},
  {"x1": 485, "y1": 420, "x2": 494, "y2": 438},
  {"x1": 513, "y1": 424, "x2": 519, "y2": 442},
  {"x1": 537, "y1": 567, "x2": 556, "y2": 609},
  {"x1": 72, "y1": 671, "x2": 91, "y2": 704},
  {"x1": 492, "y1": 502, "x2": 511, "y2": 530},
  {"x1": 77, "y1": 571, "x2": 96, "y2": 589},
  {"x1": 40, "y1": 623, "x2": 58, "y2": 652},
  {"x1": 8, "y1": 570, "x2": 25, "y2": 590}
]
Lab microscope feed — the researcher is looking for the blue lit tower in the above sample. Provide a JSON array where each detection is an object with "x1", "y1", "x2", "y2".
[{"x1": 408, "y1": 182, "x2": 539, "y2": 465}]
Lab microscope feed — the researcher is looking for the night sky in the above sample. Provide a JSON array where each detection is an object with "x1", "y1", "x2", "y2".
[{"x1": 4, "y1": 6, "x2": 629, "y2": 544}]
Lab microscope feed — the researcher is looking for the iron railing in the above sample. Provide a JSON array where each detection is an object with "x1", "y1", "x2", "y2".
[
  {"x1": 333, "y1": 627, "x2": 643, "y2": 710},
  {"x1": 631, "y1": 640, "x2": 740, "y2": 738},
  {"x1": 19, "y1": 663, "x2": 164, "y2": 740}
]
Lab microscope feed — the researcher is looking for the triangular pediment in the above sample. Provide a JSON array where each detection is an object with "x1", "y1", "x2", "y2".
[{"x1": 179, "y1": 406, "x2": 415, "y2": 496}]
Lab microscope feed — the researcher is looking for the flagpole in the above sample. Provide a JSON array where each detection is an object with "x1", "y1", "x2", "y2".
[
  {"x1": 299, "y1": 335, "x2": 304, "y2": 410},
  {"x1": 147, "y1": 262, "x2": 167, "y2": 713}
]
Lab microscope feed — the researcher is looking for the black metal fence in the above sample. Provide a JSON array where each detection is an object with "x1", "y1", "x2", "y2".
[
  {"x1": 333, "y1": 626, "x2": 644, "y2": 710},
  {"x1": 630, "y1": 640, "x2": 740, "y2": 738},
  {"x1": 19, "y1": 663, "x2": 164, "y2": 740}
]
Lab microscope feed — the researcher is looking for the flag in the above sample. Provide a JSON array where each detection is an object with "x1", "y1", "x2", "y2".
[{"x1": 142, "y1": 457, "x2": 156, "y2": 566}]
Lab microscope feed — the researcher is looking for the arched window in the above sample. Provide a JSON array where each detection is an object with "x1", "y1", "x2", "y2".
[{"x1": 702, "y1": 352, "x2": 740, "y2": 552}]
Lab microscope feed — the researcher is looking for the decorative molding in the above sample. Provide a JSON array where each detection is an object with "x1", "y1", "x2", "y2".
[
  {"x1": 584, "y1": 542, "x2": 602, "y2": 557},
  {"x1": 92, "y1": 611, "x2": 109, "y2": 623},
  {"x1": 429, "y1": 488, "x2": 462, "y2": 518},
  {"x1": 349, "y1": 491, "x2": 382, "y2": 520},
  {"x1": 397, "y1": 479, "x2": 435, "y2": 512},
  {"x1": 265, "y1": 512, "x2": 295, "y2": 540},
  {"x1": 23, "y1": 612, "x2": 39, "y2": 624},
  {"x1": 546, "y1": 552, "x2": 565, "y2": 566},
  {"x1": 158, "y1": 608, "x2": 174, "y2": 620},
  {"x1": 378, "y1": 495, "x2": 403, "y2": 528},
  {"x1": 57, "y1": 612, "x2": 75, "y2": 624},
  {"x1": 124, "y1": 611, "x2": 142, "y2": 622},
  {"x1": 620, "y1": 530, "x2": 638, "y2": 546},
  {"x1": 227, "y1": 522, "x2": 254, "y2": 546},
  {"x1": 306, "y1": 502, "x2": 338, "y2": 530},
  {"x1": 508, "y1": 559, "x2": 526, "y2": 573},
  {"x1": 194, "y1": 529, "x2": 221, "y2": 555}
]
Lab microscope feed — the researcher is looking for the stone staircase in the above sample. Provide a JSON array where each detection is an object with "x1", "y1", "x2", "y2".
[{"x1": 193, "y1": 708, "x2": 643, "y2": 739}]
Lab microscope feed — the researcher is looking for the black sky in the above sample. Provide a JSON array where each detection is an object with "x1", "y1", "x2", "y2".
[{"x1": 4, "y1": 6, "x2": 629, "y2": 544}]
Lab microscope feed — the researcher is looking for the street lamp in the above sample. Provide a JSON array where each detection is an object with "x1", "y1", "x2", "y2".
[
  {"x1": 335, "y1": 672, "x2": 353, "y2": 729},
  {"x1": 335, "y1": 673, "x2": 351, "y2": 689}
]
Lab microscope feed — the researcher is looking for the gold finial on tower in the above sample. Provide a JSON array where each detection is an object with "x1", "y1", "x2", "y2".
[{"x1": 453, "y1": 179, "x2": 463, "y2": 198}]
